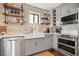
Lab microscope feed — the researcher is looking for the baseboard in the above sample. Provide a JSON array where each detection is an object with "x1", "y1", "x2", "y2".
[
  {"x1": 26, "y1": 48, "x2": 65, "y2": 56},
  {"x1": 28, "y1": 48, "x2": 53, "y2": 56}
]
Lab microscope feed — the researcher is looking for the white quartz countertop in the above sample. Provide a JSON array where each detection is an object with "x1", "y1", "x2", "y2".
[
  {"x1": 24, "y1": 33, "x2": 45, "y2": 39},
  {"x1": 0, "y1": 33, "x2": 60, "y2": 40}
]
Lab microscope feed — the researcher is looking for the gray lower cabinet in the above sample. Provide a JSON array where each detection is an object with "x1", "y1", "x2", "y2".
[
  {"x1": 25, "y1": 34, "x2": 57, "y2": 56},
  {"x1": 45, "y1": 34, "x2": 53, "y2": 50},
  {"x1": 0, "y1": 39, "x2": 3, "y2": 56},
  {"x1": 25, "y1": 39, "x2": 36, "y2": 55},
  {"x1": 13, "y1": 39, "x2": 25, "y2": 56},
  {"x1": 52, "y1": 34, "x2": 58, "y2": 50},
  {"x1": 36, "y1": 37, "x2": 46, "y2": 52},
  {"x1": 25, "y1": 37, "x2": 51, "y2": 56}
]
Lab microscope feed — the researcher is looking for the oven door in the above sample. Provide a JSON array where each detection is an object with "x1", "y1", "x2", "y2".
[{"x1": 58, "y1": 38, "x2": 78, "y2": 56}]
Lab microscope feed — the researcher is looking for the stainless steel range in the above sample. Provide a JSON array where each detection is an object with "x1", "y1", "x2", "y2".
[{"x1": 58, "y1": 34, "x2": 78, "y2": 56}]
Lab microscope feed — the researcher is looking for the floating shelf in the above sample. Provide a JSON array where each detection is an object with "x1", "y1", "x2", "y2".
[
  {"x1": 3, "y1": 4, "x2": 22, "y2": 10},
  {"x1": 3, "y1": 13, "x2": 23, "y2": 18},
  {"x1": 41, "y1": 23, "x2": 50, "y2": 25},
  {"x1": 3, "y1": 3, "x2": 24, "y2": 25}
]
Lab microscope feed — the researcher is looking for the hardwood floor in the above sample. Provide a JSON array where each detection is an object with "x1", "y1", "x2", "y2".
[
  {"x1": 34, "y1": 51, "x2": 54, "y2": 56},
  {"x1": 33, "y1": 49, "x2": 64, "y2": 56},
  {"x1": 49, "y1": 50, "x2": 65, "y2": 56}
]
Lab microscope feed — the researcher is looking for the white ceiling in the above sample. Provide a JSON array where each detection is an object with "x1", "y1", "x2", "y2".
[{"x1": 26, "y1": 3, "x2": 62, "y2": 10}]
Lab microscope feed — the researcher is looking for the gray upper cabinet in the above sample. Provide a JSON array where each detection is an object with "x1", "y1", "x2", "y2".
[
  {"x1": 60, "y1": 3, "x2": 79, "y2": 17},
  {"x1": 55, "y1": 6, "x2": 61, "y2": 26},
  {"x1": 53, "y1": 3, "x2": 79, "y2": 26}
]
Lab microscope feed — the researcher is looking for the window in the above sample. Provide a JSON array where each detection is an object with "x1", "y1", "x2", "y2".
[
  {"x1": 29, "y1": 13, "x2": 39, "y2": 24},
  {"x1": 29, "y1": 14, "x2": 33, "y2": 24}
]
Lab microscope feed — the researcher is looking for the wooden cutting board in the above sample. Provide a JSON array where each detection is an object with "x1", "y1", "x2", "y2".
[{"x1": 0, "y1": 26, "x2": 7, "y2": 34}]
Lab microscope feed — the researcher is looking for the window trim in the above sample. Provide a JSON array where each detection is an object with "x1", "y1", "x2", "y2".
[{"x1": 29, "y1": 13, "x2": 39, "y2": 24}]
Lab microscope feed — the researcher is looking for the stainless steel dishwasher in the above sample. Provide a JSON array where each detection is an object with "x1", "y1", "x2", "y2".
[{"x1": 0, "y1": 36, "x2": 25, "y2": 56}]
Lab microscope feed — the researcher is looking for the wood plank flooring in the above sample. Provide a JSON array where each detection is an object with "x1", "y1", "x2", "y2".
[
  {"x1": 34, "y1": 51, "x2": 54, "y2": 56},
  {"x1": 33, "y1": 50, "x2": 64, "y2": 56}
]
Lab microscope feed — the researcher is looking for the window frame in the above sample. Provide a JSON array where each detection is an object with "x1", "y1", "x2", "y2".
[{"x1": 29, "y1": 13, "x2": 40, "y2": 24}]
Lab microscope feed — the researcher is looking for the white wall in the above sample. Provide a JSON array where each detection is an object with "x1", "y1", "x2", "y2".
[{"x1": 0, "y1": 3, "x2": 50, "y2": 34}]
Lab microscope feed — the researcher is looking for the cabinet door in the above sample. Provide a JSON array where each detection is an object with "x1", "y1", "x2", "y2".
[
  {"x1": 55, "y1": 6, "x2": 61, "y2": 26},
  {"x1": 25, "y1": 39, "x2": 36, "y2": 55},
  {"x1": 45, "y1": 34, "x2": 53, "y2": 50},
  {"x1": 0, "y1": 39, "x2": 2, "y2": 56},
  {"x1": 36, "y1": 37, "x2": 46, "y2": 52},
  {"x1": 14, "y1": 39, "x2": 25, "y2": 56},
  {"x1": 53, "y1": 35, "x2": 58, "y2": 50},
  {"x1": 61, "y1": 3, "x2": 79, "y2": 17},
  {"x1": 0, "y1": 39, "x2": 4, "y2": 56}
]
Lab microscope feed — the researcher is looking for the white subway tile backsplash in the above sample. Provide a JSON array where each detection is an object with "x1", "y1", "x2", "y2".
[
  {"x1": 61, "y1": 24, "x2": 78, "y2": 35},
  {"x1": 61, "y1": 24, "x2": 78, "y2": 30}
]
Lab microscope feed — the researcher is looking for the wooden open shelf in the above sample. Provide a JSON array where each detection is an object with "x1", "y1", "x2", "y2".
[
  {"x1": 41, "y1": 23, "x2": 50, "y2": 25},
  {"x1": 3, "y1": 4, "x2": 22, "y2": 10},
  {"x1": 3, "y1": 3, "x2": 24, "y2": 25},
  {"x1": 3, "y1": 13, "x2": 23, "y2": 18}
]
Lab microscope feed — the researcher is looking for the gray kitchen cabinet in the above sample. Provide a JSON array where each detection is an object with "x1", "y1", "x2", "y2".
[
  {"x1": 13, "y1": 39, "x2": 25, "y2": 56},
  {"x1": 52, "y1": 34, "x2": 58, "y2": 50},
  {"x1": 0, "y1": 38, "x2": 4, "y2": 56},
  {"x1": 60, "y1": 3, "x2": 79, "y2": 17},
  {"x1": 25, "y1": 37, "x2": 46, "y2": 55},
  {"x1": 25, "y1": 39, "x2": 36, "y2": 55},
  {"x1": 55, "y1": 6, "x2": 61, "y2": 26},
  {"x1": 53, "y1": 3, "x2": 79, "y2": 27},
  {"x1": 45, "y1": 34, "x2": 53, "y2": 50},
  {"x1": 0, "y1": 39, "x2": 1, "y2": 56},
  {"x1": 45, "y1": 34, "x2": 58, "y2": 50},
  {"x1": 35, "y1": 37, "x2": 46, "y2": 52},
  {"x1": 25, "y1": 34, "x2": 59, "y2": 56}
]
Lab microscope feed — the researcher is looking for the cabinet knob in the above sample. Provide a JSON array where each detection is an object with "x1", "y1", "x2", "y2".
[{"x1": 35, "y1": 42, "x2": 37, "y2": 45}]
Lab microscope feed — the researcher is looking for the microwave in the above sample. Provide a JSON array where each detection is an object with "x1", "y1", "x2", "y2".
[{"x1": 61, "y1": 13, "x2": 78, "y2": 25}]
